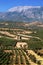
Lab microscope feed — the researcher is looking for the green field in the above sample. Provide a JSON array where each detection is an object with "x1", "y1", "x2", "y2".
[{"x1": 0, "y1": 21, "x2": 43, "y2": 65}]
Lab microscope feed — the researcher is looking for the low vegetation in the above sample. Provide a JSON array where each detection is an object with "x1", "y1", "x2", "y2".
[{"x1": 0, "y1": 21, "x2": 43, "y2": 65}]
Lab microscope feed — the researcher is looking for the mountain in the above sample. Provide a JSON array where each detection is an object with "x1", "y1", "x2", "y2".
[{"x1": 0, "y1": 6, "x2": 43, "y2": 22}]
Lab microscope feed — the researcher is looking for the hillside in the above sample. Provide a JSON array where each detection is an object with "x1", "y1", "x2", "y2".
[
  {"x1": 0, "y1": 6, "x2": 43, "y2": 22},
  {"x1": 0, "y1": 6, "x2": 43, "y2": 65}
]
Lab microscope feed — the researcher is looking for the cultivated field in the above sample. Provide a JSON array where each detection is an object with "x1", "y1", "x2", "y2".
[
  {"x1": 0, "y1": 49, "x2": 43, "y2": 65},
  {"x1": 0, "y1": 22, "x2": 43, "y2": 65}
]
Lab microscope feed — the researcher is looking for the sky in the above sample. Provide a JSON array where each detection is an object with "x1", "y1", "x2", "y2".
[{"x1": 0, "y1": 0, "x2": 43, "y2": 12}]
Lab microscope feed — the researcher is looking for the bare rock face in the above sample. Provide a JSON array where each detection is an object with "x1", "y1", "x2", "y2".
[{"x1": 0, "y1": 6, "x2": 43, "y2": 22}]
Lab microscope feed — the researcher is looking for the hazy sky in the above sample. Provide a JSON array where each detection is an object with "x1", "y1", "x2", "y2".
[{"x1": 0, "y1": 0, "x2": 43, "y2": 12}]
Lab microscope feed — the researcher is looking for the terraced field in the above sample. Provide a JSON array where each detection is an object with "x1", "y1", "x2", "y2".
[
  {"x1": 0, "y1": 49, "x2": 43, "y2": 65},
  {"x1": 0, "y1": 22, "x2": 43, "y2": 65}
]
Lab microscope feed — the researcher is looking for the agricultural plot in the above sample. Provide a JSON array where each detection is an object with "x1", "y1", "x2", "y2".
[
  {"x1": 0, "y1": 22, "x2": 43, "y2": 65},
  {"x1": 0, "y1": 49, "x2": 43, "y2": 65},
  {"x1": 0, "y1": 51, "x2": 12, "y2": 65}
]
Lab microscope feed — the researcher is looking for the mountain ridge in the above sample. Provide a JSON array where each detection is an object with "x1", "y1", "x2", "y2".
[
  {"x1": 0, "y1": 6, "x2": 43, "y2": 22},
  {"x1": 8, "y1": 6, "x2": 41, "y2": 12}
]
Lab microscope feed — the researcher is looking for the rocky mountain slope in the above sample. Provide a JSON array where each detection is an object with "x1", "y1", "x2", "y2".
[{"x1": 0, "y1": 6, "x2": 43, "y2": 22}]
